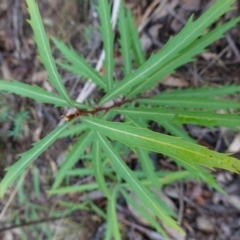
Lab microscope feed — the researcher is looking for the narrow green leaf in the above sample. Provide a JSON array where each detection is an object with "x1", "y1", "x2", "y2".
[
  {"x1": 58, "y1": 122, "x2": 87, "y2": 138},
  {"x1": 66, "y1": 166, "x2": 114, "y2": 177},
  {"x1": 57, "y1": 62, "x2": 106, "y2": 90},
  {"x1": 115, "y1": 108, "x2": 240, "y2": 130},
  {"x1": 118, "y1": 2, "x2": 132, "y2": 76},
  {"x1": 48, "y1": 171, "x2": 192, "y2": 195},
  {"x1": 150, "y1": 84, "x2": 240, "y2": 99},
  {"x1": 97, "y1": 0, "x2": 114, "y2": 90},
  {"x1": 129, "y1": 17, "x2": 240, "y2": 97},
  {"x1": 0, "y1": 80, "x2": 85, "y2": 108},
  {"x1": 26, "y1": 0, "x2": 73, "y2": 106},
  {"x1": 93, "y1": 138, "x2": 112, "y2": 199},
  {"x1": 127, "y1": 9, "x2": 145, "y2": 66},
  {"x1": 81, "y1": 117, "x2": 240, "y2": 173},
  {"x1": 128, "y1": 116, "x2": 160, "y2": 187},
  {"x1": 66, "y1": 168, "x2": 94, "y2": 177},
  {"x1": 106, "y1": 187, "x2": 121, "y2": 240},
  {"x1": 89, "y1": 201, "x2": 107, "y2": 219},
  {"x1": 147, "y1": 171, "x2": 192, "y2": 187},
  {"x1": 136, "y1": 148, "x2": 160, "y2": 187},
  {"x1": 100, "y1": 0, "x2": 236, "y2": 102},
  {"x1": 32, "y1": 167, "x2": 40, "y2": 198},
  {"x1": 52, "y1": 37, "x2": 107, "y2": 90},
  {"x1": 48, "y1": 182, "x2": 99, "y2": 195},
  {"x1": 161, "y1": 122, "x2": 195, "y2": 143},
  {"x1": 17, "y1": 174, "x2": 27, "y2": 203},
  {"x1": 52, "y1": 130, "x2": 94, "y2": 189},
  {"x1": 172, "y1": 157, "x2": 226, "y2": 194},
  {"x1": 0, "y1": 121, "x2": 72, "y2": 197},
  {"x1": 59, "y1": 201, "x2": 89, "y2": 211},
  {"x1": 138, "y1": 97, "x2": 240, "y2": 110},
  {"x1": 97, "y1": 132, "x2": 183, "y2": 233}
]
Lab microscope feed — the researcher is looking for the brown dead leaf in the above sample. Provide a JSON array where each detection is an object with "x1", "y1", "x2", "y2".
[
  {"x1": 1, "y1": 60, "x2": 12, "y2": 79},
  {"x1": 196, "y1": 216, "x2": 215, "y2": 233},
  {"x1": 161, "y1": 75, "x2": 189, "y2": 87},
  {"x1": 3, "y1": 29, "x2": 15, "y2": 51},
  {"x1": 32, "y1": 70, "x2": 48, "y2": 83},
  {"x1": 152, "y1": 0, "x2": 179, "y2": 22},
  {"x1": 227, "y1": 133, "x2": 240, "y2": 153},
  {"x1": 43, "y1": 81, "x2": 54, "y2": 92},
  {"x1": 201, "y1": 52, "x2": 218, "y2": 61},
  {"x1": 141, "y1": 32, "x2": 153, "y2": 52},
  {"x1": 163, "y1": 224, "x2": 186, "y2": 240},
  {"x1": 226, "y1": 195, "x2": 240, "y2": 210},
  {"x1": 33, "y1": 126, "x2": 42, "y2": 142}
]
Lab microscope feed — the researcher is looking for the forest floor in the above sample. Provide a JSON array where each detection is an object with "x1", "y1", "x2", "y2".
[{"x1": 0, "y1": 0, "x2": 240, "y2": 239}]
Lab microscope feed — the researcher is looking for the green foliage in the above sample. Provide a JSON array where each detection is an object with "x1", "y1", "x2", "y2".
[
  {"x1": 100, "y1": 0, "x2": 238, "y2": 103},
  {"x1": 0, "y1": 122, "x2": 72, "y2": 196},
  {"x1": 52, "y1": 37, "x2": 107, "y2": 90},
  {"x1": 0, "y1": 95, "x2": 29, "y2": 140},
  {"x1": 25, "y1": 0, "x2": 73, "y2": 106},
  {"x1": 8, "y1": 110, "x2": 29, "y2": 140},
  {"x1": 0, "y1": 80, "x2": 86, "y2": 109},
  {"x1": 0, "y1": 0, "x2": 240, "y2": 238}
]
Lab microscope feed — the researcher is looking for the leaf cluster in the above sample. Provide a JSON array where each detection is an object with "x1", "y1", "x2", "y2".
[{"x1": 0, "y1": 0, "x2": 240, "y2": 237}]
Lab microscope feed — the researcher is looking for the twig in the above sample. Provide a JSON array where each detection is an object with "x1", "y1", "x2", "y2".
[
  {"x1": 61, "y1": 98, "x2": 133, "y2": 121},
  {"x1": 177, "y1": 181, "x2": 184, "y2": 224},
  {"x1": 198, "y1": 45, "x2": 230, "y2": 76},
  {"x1": 226, "y1": 33, "x2": 240, "y2": 61}
]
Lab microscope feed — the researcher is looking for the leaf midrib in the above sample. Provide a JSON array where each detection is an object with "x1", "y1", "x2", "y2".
[{"x1": 85, "y1": 118, "x2": 210, "y2": 159}]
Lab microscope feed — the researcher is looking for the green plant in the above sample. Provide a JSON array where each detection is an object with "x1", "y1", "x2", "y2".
[
  {"x1": 0, "y1": 93, "x2": 29, "y2": 140},
  {"x1": 0, "y1": 0, "x2": 240, "y2": 238}
]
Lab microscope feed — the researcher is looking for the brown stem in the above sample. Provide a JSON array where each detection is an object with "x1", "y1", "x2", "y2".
[{"x1": 61, "y1": 98, "x2": 134, "y2": 121}]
